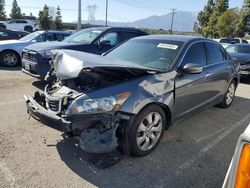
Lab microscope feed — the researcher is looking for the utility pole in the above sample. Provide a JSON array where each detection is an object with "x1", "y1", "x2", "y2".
[
  {"x1": 87, "y1": 4, "x2": 97, "y2": 24},
  {"x1": 77, "y1": 0, "x2": 82, "y2": 31},
  {"x1": 170, "y1": 8, "x2": 177, "y2": 33},
  {"x1": 105, "y1": 0, "x2": 108, "y2": 27}
]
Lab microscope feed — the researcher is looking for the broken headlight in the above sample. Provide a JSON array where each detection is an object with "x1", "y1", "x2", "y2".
[{"x1": 66, "y1": 92, "x2": 131, "y2": 114}]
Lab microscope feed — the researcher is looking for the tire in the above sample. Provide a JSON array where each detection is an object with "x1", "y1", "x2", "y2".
[
  {"x1": 24, "y1": 26, "x2": 33, "y2": 33},
  {"x1": 218, "y1": 80, "x2": 236, "y2": 108},
  {"x1": 0, "y1": 50, "x2": 20, "y2": 67},
  {"x1": 131, "y1": 104, "x2": 166, "y2": 156}
]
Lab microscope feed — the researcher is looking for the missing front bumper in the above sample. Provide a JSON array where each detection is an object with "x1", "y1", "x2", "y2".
[{"x1": 24, "y1": 95, "x2": 133, "y2": 154}]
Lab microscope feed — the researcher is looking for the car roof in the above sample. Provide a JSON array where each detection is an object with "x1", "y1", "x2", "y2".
[
  {"x1": 132, "y1": 35, "x2": 208, "y2": 43},
  {"x1": 84, "y1": 26, "x2": 146, "y2": 33},
  {"x1": 44, "y1": 30, "x2": 72, "y2": 34}
]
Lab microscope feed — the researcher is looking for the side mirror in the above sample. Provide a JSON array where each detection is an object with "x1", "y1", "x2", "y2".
[
  {"x1": 183, "y1": 63, "x2": 203, "y2": 74},
  {"x1": 98, "y1": 40, "x2": 111, "y2": 49},
  {"x1": 31, "y1": 40, "x2": 37, "y2": 43}
]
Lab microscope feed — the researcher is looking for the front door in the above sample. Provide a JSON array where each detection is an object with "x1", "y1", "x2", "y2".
[{"x1": 174, "y1": 42, "x2": 211, "y2": 120}]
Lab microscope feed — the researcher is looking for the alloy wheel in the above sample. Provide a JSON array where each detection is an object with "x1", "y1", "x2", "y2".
[
  {"x1": 225, "y1": 82, "x2": 235, "y2": 106},
  {"x1": 3, "y1": 53, "x2": 18, "y2": 66},
  {"x1": 136, "y1": 112, "x2": 163, "y2": 151}
]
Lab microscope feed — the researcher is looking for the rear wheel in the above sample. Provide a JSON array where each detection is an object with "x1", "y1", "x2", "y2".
[
  {"x1": 0, "y1": 50, "x2": 20, "y2": 67},
  {"x1": 131, "y1": 105, "x2": 166, "y2": 156},
  {"x1": 218, "y1": 80, "x2": 236, "y2": 108}
]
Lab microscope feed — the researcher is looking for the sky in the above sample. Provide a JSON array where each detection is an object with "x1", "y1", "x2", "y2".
[{"x1": 4, "y1": 0, "x2": 245, "y2": 22}]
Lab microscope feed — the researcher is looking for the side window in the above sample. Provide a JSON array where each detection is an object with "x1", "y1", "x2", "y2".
[
  {"x1": 182, "y1": 42, "x2": 206, "y2": 67},
  {"x1": 0, "y1": 31, "x2": 8, "y2": 36},
  {"x1": 16, "y1": 20, "x2": 27, "y2": 24},
  {"x1": 205, "y1": 42, "x2": 225, "y2": 65},
  {"x1": 55, "y1": 34, "x2": 69, "y2": 41},
  {"x1": 44, "y1": 33, "x2": 54, "y2": 41},
  {"x1": 122, "y1": 32, "x2": 140, "y2": 41},
  {"x1": 100, "y1": 32, "x2": 120, "y2": 46},
  {"x1": 33, "y1": 34, "x2": 44, "y2": 42},
  {"x1": 243, "y1": 39, "x2": 248, "y2": 44}
]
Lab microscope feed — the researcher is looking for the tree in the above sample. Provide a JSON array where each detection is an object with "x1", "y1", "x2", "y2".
[
  {"x1": 0, "y1": 0, "x2": 6, "y2": 20},
  {"x1": 197, "y1": 0, "x2": 214, "y2": 37},
  {"x1": 216, "y1": 9, "x2": 239, "y2": 37},
  {"x1": 235, "y1": 0, "x2": 250, "y2": 37},
  {"x1": 10, "y1": 0, "x2": 23, "y2": 19},
  {"x1": 54, "y1": 6, "x2": 62, "y2": 30},
  {"x1": 206, "y1": 0, "x2": 229, "y2": 38},
  {"x1": 38, "y1": 5, "x2": 53, "y2": 30}
]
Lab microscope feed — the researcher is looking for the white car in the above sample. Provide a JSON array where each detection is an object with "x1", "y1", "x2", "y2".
[
  {"x1": 219, "y1": 38, "x2": 249, "y2": 49},
  {"x1": 223, "y1": 123, "x2": 250, "y2": 188},
  {"x1": 0, "y1": 19, "x2": 39, "y2": 33}
]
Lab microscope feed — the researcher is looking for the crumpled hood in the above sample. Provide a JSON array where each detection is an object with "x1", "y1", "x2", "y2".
[
  {"x1": 229, "y1": 52, "x2": 250, "y2": 64},
  {"x1": 24, "y1": 41, "x2": 85, "y2": 51},
  {"x1": 51, "y1": 49, "x2": 159, "y2": 80}
]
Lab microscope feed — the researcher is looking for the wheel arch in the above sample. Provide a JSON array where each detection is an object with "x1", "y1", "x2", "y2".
[
  {"x1": 232, "y1": 77, "x2": 239, "y2": 87},
  {"x1": 135, "y1": 102, "x2": 172, "y2": 130}
]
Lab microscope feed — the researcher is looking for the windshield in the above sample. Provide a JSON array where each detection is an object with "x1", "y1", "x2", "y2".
[
  {"x1": 105, "y1": 39, "x2": 183, "y2": 70},
  {"x1": 63, "y1": 28, "x2": 105, "y2": 43},
  {"x1": 19, "y1": 31, "x2": 44, "y2": 42},
  {"x1": 226, "y1": 45, "x2": 250, "y2": 54}
]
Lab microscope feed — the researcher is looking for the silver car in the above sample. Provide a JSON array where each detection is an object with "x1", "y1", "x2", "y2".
[
  {"x1": 0, "y1": 30, "x2": 71, "y2": 67},
  {"x1": 25, "y1": 35, "x2": 240, "y2": 157}
]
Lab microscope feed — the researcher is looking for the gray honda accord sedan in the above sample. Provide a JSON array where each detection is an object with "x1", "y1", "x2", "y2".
[{"x1": 25, "y1": 35, "x2": 240, "y2": 157}]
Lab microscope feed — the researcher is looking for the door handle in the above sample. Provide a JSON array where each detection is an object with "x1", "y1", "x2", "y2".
[{"x1": 205, "y1": 71, "x2": 212, "y2": 78}]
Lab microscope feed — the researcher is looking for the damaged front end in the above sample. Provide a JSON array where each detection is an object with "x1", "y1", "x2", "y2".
[{"x1": 25, "y1": 50, "x2": 155, "y2": 154}]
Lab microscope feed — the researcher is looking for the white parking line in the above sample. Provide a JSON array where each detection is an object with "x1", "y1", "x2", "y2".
[
  {"x1": 158, "y1": 113, "x2": 250, "y2": 187},
  {"x1": 0, "y1": 100, "x2": 24, "y2": 106},
  {"x1": 0, "y1": 161, "x2": 18, "y2": 188},
  {"x1": 196, "y1": 126, "x2": 228, "y2": 143},
  {"x1": 175, "y1": 113, "x2": 250, "y2": 176}
]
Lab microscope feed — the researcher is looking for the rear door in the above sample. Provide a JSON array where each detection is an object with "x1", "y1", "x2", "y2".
[
  {"x1": 175, "y1": 42, "x2": 211, "y2": 119},
  {"x1": 204, "y1": 42, "x2": 230, "y2": 100}
]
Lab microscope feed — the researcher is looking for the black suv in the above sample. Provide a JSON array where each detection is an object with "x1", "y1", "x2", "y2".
[{"x1": 22, "y1": 27, "x2": 148, "y2": 79}]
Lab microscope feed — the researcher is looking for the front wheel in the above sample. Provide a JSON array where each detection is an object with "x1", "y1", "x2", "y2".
[
  {"x1": 131, "y1": 105, "x2": 166, "y2": 156},
  {"x1": 218, "y1": 80, "x2": 236, "y2": 108},
  {"x1": 0, "y1": 51, "x2": 20, "y2": 67}
]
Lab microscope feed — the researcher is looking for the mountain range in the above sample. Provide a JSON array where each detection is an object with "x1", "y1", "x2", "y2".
[{"x1": 81, "y1": 11, "x2": 198, "y2": 32}]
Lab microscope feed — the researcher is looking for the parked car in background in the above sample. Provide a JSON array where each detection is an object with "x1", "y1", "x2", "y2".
[
  {"x1": 222, "y1": 123, "x2": 250, "y2": 188},
  {"x1": 219, "y1": 38, "x2": 248, "y2": 48},
  {"x1": 0, "y1": 30, "x2": 71, "y2": 67},
  {"x1": 25, "y1": 35, "x2": 240, "y2": 156},
  {"x1": 0, "y1": 29, "x2": 28, "y2": 41},
  {"x1": 21, "y1": 27, "x2": 148, "y2": 79},
  {"x1": 0, "y1": 19, "x2": 39, "y2": 32},
  {"x1": 226, "y1": 44, "x2": 250, "y2": 77}
]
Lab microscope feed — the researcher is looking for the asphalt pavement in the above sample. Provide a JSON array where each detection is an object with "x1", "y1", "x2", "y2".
[{"x1": 0, "y1": 67, "x2": 250, "y2": 188}]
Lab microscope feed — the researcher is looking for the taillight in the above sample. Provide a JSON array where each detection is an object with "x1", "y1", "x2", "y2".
[{"x1": 235, "y1": 144, "x2": 250, "y2": 188}]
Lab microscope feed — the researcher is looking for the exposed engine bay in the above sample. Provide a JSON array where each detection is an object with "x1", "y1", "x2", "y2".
[{"x1": 26, "y1": 50, "x2": 156, "y2": 161}]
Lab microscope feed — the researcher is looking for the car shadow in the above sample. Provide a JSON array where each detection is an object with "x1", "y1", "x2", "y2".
[
  {"x1": 55, "y1": 96, "x2": 250, "y2": 187},
  {"x1": 32, "y1": 80, "x2": 47, "y2": 90},
  {"x1": 0, "y1": 65, "x2": 21, "y2": 71}
]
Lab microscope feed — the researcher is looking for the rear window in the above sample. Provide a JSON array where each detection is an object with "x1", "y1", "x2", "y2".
[{"x1": 205, "y1": 42, "x2": 225, "y2": 64}]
